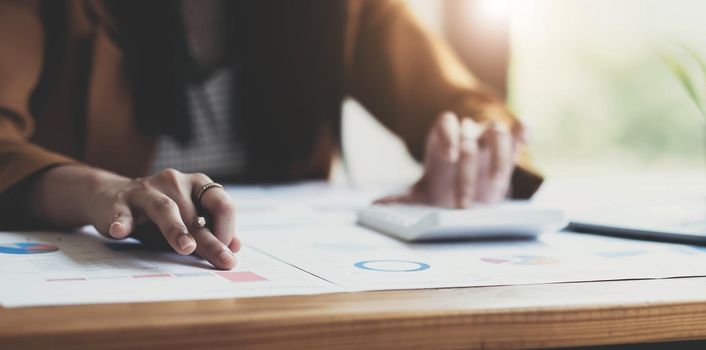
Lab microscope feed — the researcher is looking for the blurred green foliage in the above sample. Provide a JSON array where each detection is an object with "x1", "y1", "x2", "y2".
[{"x1": 510, "y1": 0, "x2": 705, "y2": 172}]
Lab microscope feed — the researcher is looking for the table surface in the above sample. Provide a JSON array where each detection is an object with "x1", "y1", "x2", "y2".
[{"x1": 4, "y1": 276, "x2": 706, "y2": 350}]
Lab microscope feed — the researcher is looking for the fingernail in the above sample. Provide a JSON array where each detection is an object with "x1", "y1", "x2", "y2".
[
  {"x1": 177, "y1": 234, "x2": 196, "y2": 251},
  {"x1": 218, "y1": 249, "x2": 235, "y2": 264},
  {"x1": 109, "y1": 222, "x2": 122, "y2": 238}
]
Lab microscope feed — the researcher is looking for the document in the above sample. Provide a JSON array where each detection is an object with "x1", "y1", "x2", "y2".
[
  {"x1": 535, "y1": 173, "x2": 706, "y2": 239},
  {"x1": 241, "y1": 223, "x2": 706, "y2": 292},
  {"x1": 232, "y1": 182, "x2": 706, "y2": 292},
  {"x1": 0, "y1": 230, "x2": 343, "y2": 308},
  {"x1": 4, "y1": 182, "x2": 706, "y2": 308}
]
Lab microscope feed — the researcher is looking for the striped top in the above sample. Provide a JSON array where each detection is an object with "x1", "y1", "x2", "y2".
[
  {"x1": 151, "y1": 0, "x2": 247, "y2": 178},
  {"x1": 150, "y1": 69, "x2": 248, "y2": 178}
]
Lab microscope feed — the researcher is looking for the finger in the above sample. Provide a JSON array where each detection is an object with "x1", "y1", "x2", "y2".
[
  {"x1": 475, "y1": 138, "x2": 514, "y2": 203},
  {"x1": 456, "y1": 119, "x2": 480, "y2": 208},
  {"x1": 228, "y1": 237, "x2": 241, "y2": 253},
  {"x1": 482, "y1": 122, "x2": 511, "y2": 177},
  {"x1": 129, "y1": 189, "x2": 196, "y2": 255},
  {"x1": 156, "y1": 171, "x2": 239, "y2": 254},
  {"x1": 424, "y1": 136, "x2": 459, "y2": 207},
  {"x1": 511, "y1": 120, "x2": 529, "y2": 145},
  {"x1": 149, "y1": 169, "x2": 199, "y2": 236},
  {"x1": 148, "y1": 170, "x2": 230, "y2": 254},
  {"x1": 108, "y1": 202, "x2": 134, "y2": 239},
  {"x1": 509, "y1": 122, "x2": 525, "y2": 161},
  {"x1": 433, "y1": 112, "x2": 461, "y2": 162},
  {"x1": 191, "y1": 225, "x2": 237, "y2": 270},
  {"x1": 195, "y1": 180, "x2": 238, "y2": 252},
  {"x1": 479, "y1": 123, "x2": 513, "y2": 203},
  {"x1": 473, "y1": 146, "x2": 495, "y2": 203},
  {"x1": 418, "y1": 114, "x2": 464, "y2": 207}
]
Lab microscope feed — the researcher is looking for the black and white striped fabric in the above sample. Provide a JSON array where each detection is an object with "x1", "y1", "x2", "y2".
[
  {"x1": 150, "y1": 68, "x2": 248, "y2": 178},
  {"x1": 151, "y1": 0, "x2": 247, "y2": 178}
]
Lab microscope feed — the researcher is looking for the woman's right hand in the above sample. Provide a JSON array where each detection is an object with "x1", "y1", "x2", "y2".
[{"x1": 30, "y1": 166, "x2": 239, "y2": 269}]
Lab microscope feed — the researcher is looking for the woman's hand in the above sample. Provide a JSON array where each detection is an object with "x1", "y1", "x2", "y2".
[
  {"x1": 377, "y1": 111, "x2": 525, "y2": 208},
  {"x1": 30, "y1": 166, "x2": 239, "y2": 269}
]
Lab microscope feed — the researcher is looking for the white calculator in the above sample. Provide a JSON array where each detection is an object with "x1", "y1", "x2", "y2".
[{"x1": 357, "y1": 203, "x2": 567, "y2": 242}]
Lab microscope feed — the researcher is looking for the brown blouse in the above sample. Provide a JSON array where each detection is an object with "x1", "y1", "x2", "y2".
[{"x1": 0, "y1": 0, "x2": 543, "y2": 228}]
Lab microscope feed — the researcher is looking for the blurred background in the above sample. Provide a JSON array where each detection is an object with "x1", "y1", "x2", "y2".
[{"x1": 336, "y1": 0, "x2": 706, "y2": 188}]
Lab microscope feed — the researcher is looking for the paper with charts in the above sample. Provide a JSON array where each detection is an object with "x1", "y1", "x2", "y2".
[
  {"x1": 0, "y1": 230, "x2": 342, "y2": 308},
  {"x1": 240, "y1": 221, "x2": 706, "y2": 292},
  {"x1": 3, "y1": 182, "x2": 706, "y2": 308}
]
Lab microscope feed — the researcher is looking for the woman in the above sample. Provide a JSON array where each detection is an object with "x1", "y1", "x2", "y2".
[{"x1": 0, "y1": 0, "x2": 542, "y2": 269}]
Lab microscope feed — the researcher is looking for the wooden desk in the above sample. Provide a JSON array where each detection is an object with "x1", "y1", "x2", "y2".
[{"x1": 3, "y1": 277, "x2": 706, "y2": 349}]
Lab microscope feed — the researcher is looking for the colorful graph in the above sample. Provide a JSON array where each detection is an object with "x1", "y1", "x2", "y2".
[
  {"x1": 0, "y1": 242, "x2": 59, "y2": 255},
  {"x1": 217, "y1": 271, "x2": 268, "y2": 282},
  {"x1": 354, "y1": 260, "x2": 431, "y2": 272},
  {"x1": 481, "y1": 255, "x2": 559, "y2": 266}
]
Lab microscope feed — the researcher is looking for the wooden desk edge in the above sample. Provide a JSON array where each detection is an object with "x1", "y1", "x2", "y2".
[{"x1": 4, "y1": 279, "x2": 706, "y2": 350}]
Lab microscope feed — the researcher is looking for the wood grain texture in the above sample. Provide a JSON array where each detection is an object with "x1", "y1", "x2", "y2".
[{"x1": 4, "y1": 277, "x2": 706, "y2": 349}]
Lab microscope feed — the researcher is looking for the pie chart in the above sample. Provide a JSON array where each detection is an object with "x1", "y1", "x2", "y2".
[
  {"x1": 354, "y1": 259, "x2": 431, "y2": 272},
  {"x1": 0, "y1": 242, "x2": 60, "y2": 255}
]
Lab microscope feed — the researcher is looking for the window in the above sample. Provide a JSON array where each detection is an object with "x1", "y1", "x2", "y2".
[{"x1": 339, "y1": 0, "x2": 705, "y2": 186}]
